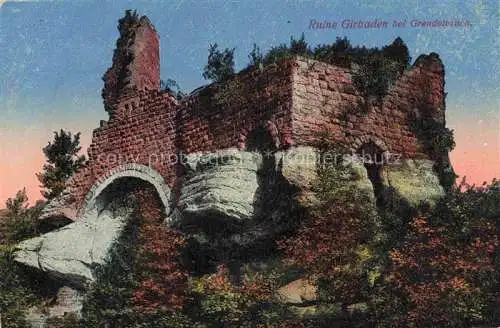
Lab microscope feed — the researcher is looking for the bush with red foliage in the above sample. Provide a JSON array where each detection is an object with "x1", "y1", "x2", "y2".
[
  {"x1": 132, "y1": 189, "x2": 188, "y2": 314},
  {"x1": 277, "y1": 163, "x2": 378, "y2": 312},
  {"x1": 375, "y1": 179, "x2": 499, "y2": 327}
]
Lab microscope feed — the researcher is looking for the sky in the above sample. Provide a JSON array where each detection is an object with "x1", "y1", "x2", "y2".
[{"x1": 0, "y1": 0, "x2": 498, "y2": 205}]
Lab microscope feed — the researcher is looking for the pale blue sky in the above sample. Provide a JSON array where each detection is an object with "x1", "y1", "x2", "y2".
[{"x1": 0, "y1": 0, "x2": 497, "y2": 121}]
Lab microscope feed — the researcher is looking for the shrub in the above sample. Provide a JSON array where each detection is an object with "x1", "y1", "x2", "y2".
[
  {"x1": 0, "y1": 246, "x2": 33, "y2": 328},
  {"x1": 132, "y1": 189, "x2": 188, "y2": 314},
  {"x1": 278, "y1": 160, "x2": 379, "y2": 316},
  {"x1": 188, "y1": 264, "x2": 291, "y2": 327},
  {"x1": 373, "y1": 179, "x2": 499, "y2": 327},
  {"x1": 203, "y1": 44, "x2": 235, "y2": 83},
  {"x1": 352, "y1": 54, "x2": 399, "y2": 103},
  {"x1": 1, "y1": 189, "x2": 42, "y2": 244},
  {"x1": 212, "y1": 78, "x2": 246, "y2": 108},
  {"x1": 160, "y1": 79, "x2": 185, "y2": 100},
  {"x1": 411, "y1": 117, "x2": 455, "y2": 156},
  {"x1": 410, "y1": 117, "x2": 457, "y2": 189}
]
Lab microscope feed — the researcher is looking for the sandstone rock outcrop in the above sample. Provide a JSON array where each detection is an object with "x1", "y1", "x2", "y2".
[
  {"x1": 177, "y1": 149, "x2": 263, "y2": 223},
  {"x1": 14, "y1": 196, "x2": 136, "y2": 289},
  {"x1": 381, "y1": 159, "x2": 444, "y2": 207},
  {"x1": 277, "y1": 278, "x2": 318, "y2": 304}
]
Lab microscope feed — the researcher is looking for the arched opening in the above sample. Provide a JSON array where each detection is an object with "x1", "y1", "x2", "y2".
[
  {"x1": 80, "y1": 164, "x2": 171, "y2": 221},
  {"x1": 92, "y1": 177, "x2": 164, "y2": 217},
  {"x1": 357, "y1": 141, "x2": 385, "y2": 201}
]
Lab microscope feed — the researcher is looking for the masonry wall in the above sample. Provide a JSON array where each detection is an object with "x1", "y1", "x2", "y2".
[
  {"x1": 59, "y1": 61, "x2": 298, "y2": 215},
  {"x1": 177, "y1": 60, "x2": 295, "y2": 154},
  {"x1": 43, "y1": 35, "x2": 446, "y2": 221},
  {"x1": 64, "y1": 89, "x2": 179, "y2": 212},
  {"x1": 291, "y1": 54, "x2": 446, "y2": 158}
]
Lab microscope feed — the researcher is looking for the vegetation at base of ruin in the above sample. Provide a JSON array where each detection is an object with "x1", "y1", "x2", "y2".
[
  {"x1": 278, "y1": 156, "x2": 380, "y2": 322},
  {"x1": 0, "y1": 190, "x2": 65, "y2": 328},
  {"x1": 186, "y1": 265, "x2": 294, "y2": 327},
  {"x1": 1, "y1": 178, "x2": 498, "y2": 326},
  {"x1": 36, "y1": 129, "x2": 86, "y2": 200},
  {"x1": 131, "y1": 189, "x2": 189, "y2": 313},
  {"x1": 0, "y1": 246, "x2": 34, "y2": 328},
  {"x1": 373, "y1": 178, "x2": 499, "y2": 327},
  {"x1": 79, "y1": 202, "x2": 141, "y2": 327},
  {"x1": 1, "y1": 125, "x2": 497, "y2": 327},
  {"x1": 43, "y1": 313, "x2": 81, "y2": 328},
  {"x1": 80, "y1": 188, "x2": 196, "y2": 328}
]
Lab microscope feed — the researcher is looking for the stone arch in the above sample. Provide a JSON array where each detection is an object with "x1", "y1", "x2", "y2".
[
  {"x1": 79, "y1": 163, "x2": 171, "y2": 219},
  {"x1": 238, "y1": 120, "x2": 280, "y2": 151},
  {"x1": 350, "y1": 135, "x2": 389, "y2": 158}
]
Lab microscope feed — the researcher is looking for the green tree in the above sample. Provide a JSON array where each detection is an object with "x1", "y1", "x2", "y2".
[
  {"x1": 36, "y1": 130, "x2": 86, "y2": 200},
  {"x1": 289, "y1": 33, "x2": 310, "y2": 56},
  {"x1": 248, "y1": 43, "x2": 264, "y2": 70},
  {"x1": 203, "y1": 44, "x2": 235, "y2": 83},
  {"x1": 0, "y1": 189, "x2": 45, "y2": 327},
  {"x1": 1, "y1": 189, "x2": 43, "y2": 244}
]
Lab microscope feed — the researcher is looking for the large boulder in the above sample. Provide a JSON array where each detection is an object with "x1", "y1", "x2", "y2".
[
  {"x1": 275, "y1": 147, "x2": 376, "y2": 208},
  {"x1": 277, "y1": 278, "x2": 318, "y2": 304},
  {"x1": 275, "y1": 146, "x2": 320, "y2": 207},
  {"x1": 177, "y1": 148, "x2": 262, "y2": 222},
  {"x1": 14, "y1": 204, "x2": 134, "y2": 289},
  {"x1": 381, "y1": 159, "x2": 444, "y2": 207}
]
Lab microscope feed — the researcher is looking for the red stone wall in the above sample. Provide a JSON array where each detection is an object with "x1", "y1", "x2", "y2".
[
  {"x1": 291, "y1": 54, "x2": 445, "y2": 158},
  {"x1": 177, "y1": 60, "x2": 295, "y2": 154},
  {"x1": 66, "y1": 90, "x2": 178, "y2": 210},
  {"x1": 130, "y1": 18, "x2": 160, "y2": 93},
  {"x1": 55, "y1": 47, "x2": 446, "y2": 219},
  {"x1": 64, "y1": 60, "x2": 298, "y2": 212},
  {"x1": 102, "y1": 17, "x2": 160, "y2": 115}
]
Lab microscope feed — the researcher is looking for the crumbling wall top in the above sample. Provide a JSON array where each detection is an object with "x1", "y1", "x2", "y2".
[{"x1": 102, "y1": 13, "x2": 160, "y2": 116}]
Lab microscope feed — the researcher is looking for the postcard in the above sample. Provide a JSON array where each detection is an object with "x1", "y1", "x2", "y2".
[{"x1": 0, "y1": 1, "x2": 498, "y2": 327}]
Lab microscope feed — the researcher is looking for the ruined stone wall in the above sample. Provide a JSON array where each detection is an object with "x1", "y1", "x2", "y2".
[
  {"x1": 40, "y1": 15, "x2": 447, "y2": 222},
  {"x1": 61, "y1": 90, "x2": 178, "y2": 216},
  {"x1": 177, "y1": 61, "x2": 295, "y2": 154},
  {"x1": 291, "y1": 55, "x2": 445, "y2": 157},
  {"x1": 102, "y1": 16, "x2": 160, "y2": 115}
]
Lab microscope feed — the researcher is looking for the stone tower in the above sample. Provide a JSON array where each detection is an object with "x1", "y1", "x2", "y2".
[{"x1": 102, "y1": 12, "x2": 160, "y2": 115}]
